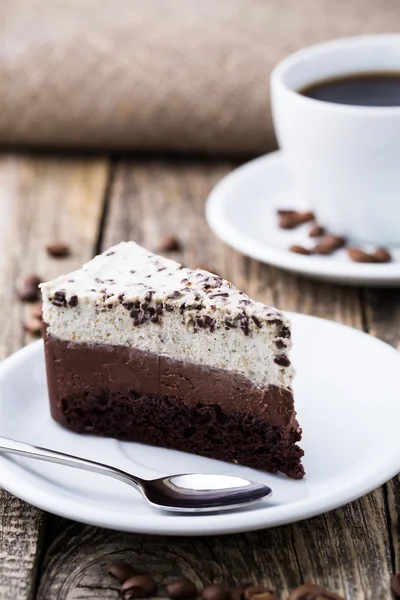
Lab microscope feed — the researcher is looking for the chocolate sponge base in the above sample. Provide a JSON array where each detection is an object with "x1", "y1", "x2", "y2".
[{"x1": 60, "y1": 388, "x2": 305, "y2": 479}]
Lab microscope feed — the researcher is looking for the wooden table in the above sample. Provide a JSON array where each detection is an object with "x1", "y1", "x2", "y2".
[{"x1": 0, "y1": 153, "x2": 398, "y2": 600}]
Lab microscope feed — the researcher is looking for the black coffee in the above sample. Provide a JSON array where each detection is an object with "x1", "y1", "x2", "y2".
[{"x1": 299, "y1": 72, "x2": 400, "y2": 107}]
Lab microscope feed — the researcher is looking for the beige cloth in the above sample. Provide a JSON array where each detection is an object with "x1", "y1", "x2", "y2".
[{"x1": 1, "y1": 0, "x2": 400, "y2": 154}]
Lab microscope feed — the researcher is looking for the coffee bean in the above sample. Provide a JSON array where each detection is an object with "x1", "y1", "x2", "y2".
[
  {"x1": 322, "y1": 234, "x2": 346, "y2": 250},
  {"x1": 244, "y1": 585, "x2": 277, "y2": 600},
  {"x1": 278, "y1": 210, "x2": 315, "y2": 230},
  {"x1": 372, "y1": 247, "x2": 392, "y2": 263},
  {"x1": 108, "y1": 562, "x2": 138, "y2": 583},
  {"x1": 166, "y1": 578, "x2": 197, "y2": 599},
  {"x1": 391, "y1": 573, "x2": 400, "y2": 598},
  {"x1": 314, "y1": 242, "x2": 334, "y2": 255},
  {"x1": 46, "y1": 242, "x2": 71, "y2": 258},
  {"x1": 278, "y1": 213, "x2": 301, "y2": 229},
  {"x1": 309, "y1": 223, "x2": 325, "y2": 237},
  {"x1": 288, "y1": 583, "x2": 344, "y2": 600},
  {"x1": 347, "y1": 248, "x2": 374, "y2": 263},
  {"x1": 121, "y1": 574, "x2": 157, "y2": 599},
  {"x1": 202, "y1": 584, "x2": 229, "y2": 600},
  {"x1": 17, "y1": 275, "x2": 42, "y2": 302},
  {"x1": 24, "y1": 316, "x2": 42, "y2": 337},
  {"x1": 289, "y1": 244, "x2": 311, "y2": 256},
  {"x1": 160, "y1": 235, "x2": 181, "y2": 252},
  {"x1": 314, "y1": 234, "x2": 346, "y2": 255}
]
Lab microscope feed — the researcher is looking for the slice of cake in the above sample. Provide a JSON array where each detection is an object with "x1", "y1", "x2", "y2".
[{"x1": 41, "y1": 242, "x2": 304, "y2": 478}]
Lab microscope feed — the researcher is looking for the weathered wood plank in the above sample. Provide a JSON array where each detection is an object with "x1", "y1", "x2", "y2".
[
  {"x1": 37, "y1": 160, "x2": 393, "y2": 600},
  {"x1": 363, "y1": 287, "x2": 400, "y2": 574},
  {"x1": 0, "y1": 154, "x2": 109, "y2": 600}
]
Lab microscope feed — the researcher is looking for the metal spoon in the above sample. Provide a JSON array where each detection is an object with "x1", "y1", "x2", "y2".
[{"x1": 0, "y1": 435, "x2": 272, "y2": 512}]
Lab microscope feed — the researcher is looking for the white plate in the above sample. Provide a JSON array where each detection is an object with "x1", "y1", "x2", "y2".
[
  {"x1": 206, "y1": 151, "x2": 400, "y2": 286},
  {"x1": 0, "y1": 313, "x2": 400, "y2": 535}
]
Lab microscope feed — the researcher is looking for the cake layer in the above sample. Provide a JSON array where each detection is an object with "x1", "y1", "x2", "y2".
[
  {"x1": 44, "y1": 332, "x2": 304, "y2": 479},
  {"x1": 40, "y1": 242, "x2": 294, "y2": 389}
]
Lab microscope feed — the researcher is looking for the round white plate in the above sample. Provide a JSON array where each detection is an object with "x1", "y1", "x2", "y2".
[
  {"x1": 206, "y1": 151, "x2": 400, "y2": 286},
  {"x1": 0, "y1": 313, "x2": 400, "y2": 535}
]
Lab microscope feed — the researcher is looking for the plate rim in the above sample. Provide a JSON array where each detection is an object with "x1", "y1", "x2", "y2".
[
  {"x1": 1, "y1": 316, "x2": 400, "y2": 536},
  {"x1": 205, "y1": 151, "x2": 400, "y2": 286}
]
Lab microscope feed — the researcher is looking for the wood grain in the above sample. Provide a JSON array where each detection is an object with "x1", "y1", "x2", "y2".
[
  {"x1": 36, "y1": 160, "x2": 395, "y2": 600},
  {"x1": 0, "y1": 154, "x2": 109, "y2": 600},
  {"x1": 363, "y1": 287, "x2": 400, "y2": 575}
]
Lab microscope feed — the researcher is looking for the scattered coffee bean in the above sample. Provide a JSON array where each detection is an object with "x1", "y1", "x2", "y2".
[
  {"x1": 323, "y1": 234, "x2": 346, "y2": 250},
  {"x1": 347, "y1": 247, "x2": 392, "y2": 264},
  {"x1": 372, "y1": 247, "x2": 392, "y2": 263},
  {"x1": 243, "y1": 585, "x2": 277, "y2": 600},
  {"x1": 121, "y1": 574, "x2": 157, "y2": 599},
  {"x1": 288, "y1": 583, "x2": 344, "y2": 600},
  {"x1": 166, "y1": 578, "x2": 197, "y2": 599},
  {"x1": 24, "y1": 316, "x2": 42, "y2": 337},
  {"x1": 202, "y1": 584, "x2": 229, "y2": 600},
  {"x1": 347, "y1": 248, "x2": 374, "y2": 263},
  {"x1": 16, "y1": 275, "x2": 42, "y2": 302},
  {"x1": 46, "y1": 242, "x2": 71, "y2": 258},
  {"x1": 108, "y1": 562, "x2": 139, "y2": 583},
  {"x1": 391, "y1": 573, "x2": 400, "y2": 598},
  {"x1": 314, "y1": 242, "x2": 334, "y2": 255},
  {"x1": 314, "y1": 234, "x2": 346, "y2": 255},
  {"x1": 278, "y1": 213, "x2": 299, "y2": 229},
  {"x1": 289, "y1": 244, "x2": 311, "y2": 256},
  {"x1": 278, "y1": 214, "x2": 299, "y2": 229},
  {"x1": 309, "y1": 223, "x2": 325, "y2": 237},
  {"x1": 160, "y1": 235, "x2": 181, "y2": 252},
  {"x1": 278, "y1": 209, "x2": 315, "y2": 229}
]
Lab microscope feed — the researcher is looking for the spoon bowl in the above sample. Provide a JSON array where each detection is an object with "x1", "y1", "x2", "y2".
[{"x1": 141, "y1": 473, "x2": 271, "y2": 512}]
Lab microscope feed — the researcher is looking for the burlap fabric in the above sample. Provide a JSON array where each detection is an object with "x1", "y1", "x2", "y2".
[{"x1": 1, "y1": 0, "x2": 399, "y2": 154}]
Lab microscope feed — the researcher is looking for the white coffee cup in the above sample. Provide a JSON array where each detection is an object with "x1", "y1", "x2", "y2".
[{"x1": 271, "y1": 34, "x2": 400, "y2": 246}]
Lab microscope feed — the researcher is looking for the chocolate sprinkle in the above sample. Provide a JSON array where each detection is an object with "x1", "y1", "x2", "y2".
[
  {"x1": 52, "y1": 290, "x2": 67, "y2": 308},
  {"x1": 168, "y1": 291, "x2": 182, "y2": 299},
  {"x1": 68, "y1": 294, "x2": 78, "y2": 307},
  {"x1": 274, "y1": 355, "x2": 291, "y2": 367},
  {"x1": 122, "y1": 302, "x2": 134, "y2": 311},
  {"x1": 275, "y1": 339, "x2": 287, "y2": 349},
  {"x1": 279, "y1": 326, "x2": 291, "y2": 339}
]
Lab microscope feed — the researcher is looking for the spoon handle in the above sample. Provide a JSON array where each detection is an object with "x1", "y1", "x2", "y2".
[{"x1": 0, "y1": 435, "x2": 143, "y2": 491}]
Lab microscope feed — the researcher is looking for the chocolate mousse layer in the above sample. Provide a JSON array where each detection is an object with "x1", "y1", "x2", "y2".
[{"x1": 44, "y1": 331, "x2": 304, "y2": 479}]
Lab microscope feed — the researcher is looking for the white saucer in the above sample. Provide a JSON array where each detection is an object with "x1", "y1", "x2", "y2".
[
  {"x1": 206, "y1": 151, "x2": 400, "y2": 286},
  {"x1": 1, "y1": 313, "x2": 400, "y2": 535}
]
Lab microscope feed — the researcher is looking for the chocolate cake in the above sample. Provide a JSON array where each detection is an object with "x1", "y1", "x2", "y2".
[{"x1": 41, "y1": 242, "x2": 304, "y2": 478}]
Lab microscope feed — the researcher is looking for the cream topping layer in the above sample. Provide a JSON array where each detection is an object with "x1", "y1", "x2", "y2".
[{"x1": 41, "y1": 242, "x2": 294, "y2": 389}]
